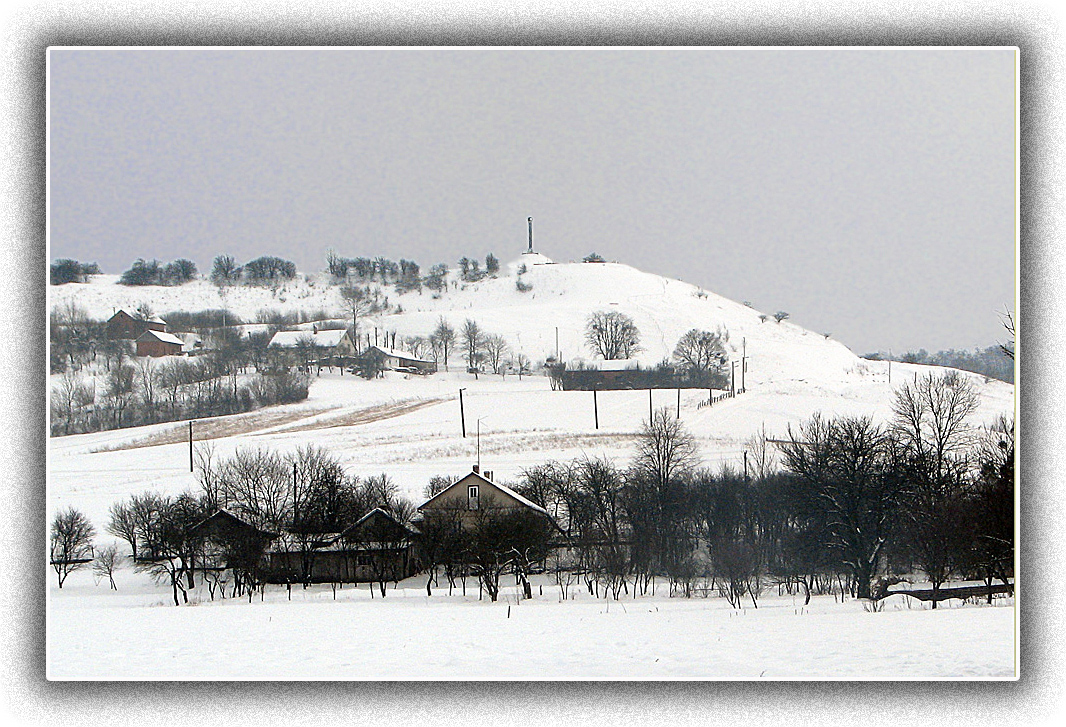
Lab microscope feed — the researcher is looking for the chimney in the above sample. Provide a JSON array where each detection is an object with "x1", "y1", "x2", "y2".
[
  {"x1": 527, "y1": 217, "x2": 533, "y2": 253},
  {"x1": 484, "y1": 470, "x2": 493, "y2": 481},
  {"x1": 472, "y1": 464, "x2": 480, "y2": 474}
]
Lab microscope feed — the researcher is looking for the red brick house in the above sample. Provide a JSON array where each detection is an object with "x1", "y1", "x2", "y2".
[
  {"x1": 136, "y1": 329, "x2": 183, "y2": 357},
  {"x1": 106, "y1": 310, "x2": 167, "y2": 340}
]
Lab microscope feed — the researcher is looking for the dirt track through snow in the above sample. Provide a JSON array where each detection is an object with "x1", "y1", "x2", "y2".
[{"x1": 94, "y1": 397, "x2": 447, "y2": 451}]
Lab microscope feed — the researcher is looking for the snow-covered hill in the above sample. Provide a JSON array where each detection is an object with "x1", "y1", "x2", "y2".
[
  {"x1": 55, "y1": 252, "x2": 862, "y2": 388},
  {"x1": 48, "y1": 252, "x2": 1015, "y2": 530}
]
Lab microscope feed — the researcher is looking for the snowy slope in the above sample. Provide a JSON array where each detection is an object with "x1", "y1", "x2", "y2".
[
  {"x1": 53, "y1": 254, "x2": 862, "y2": 388},
  {"x1": 45, "y1": 255, "x2": 1017, "y2": 680},
  {"x1": 48, "y1": 253, "x2": 1015, "y2": 532}
]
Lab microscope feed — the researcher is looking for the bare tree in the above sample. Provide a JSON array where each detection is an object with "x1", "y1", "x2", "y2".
[
  {"x1": 514, "y1": 353, "x2": 531, "y2": 380},
  {"x1": 339, "y1": 284, "x2": 378, "y2": 349},
  {"x1": 585, "y1": 310, "x2": 642, "y2": 360},
  {"x1": 50, "y1": 507, "x2": 96, "y2": 588},
  {"x1": 104, "y1": 363, "x2": 137, "y2": 428},
  {"x1": 999, "y1": 309, "x2": 1015, "y2": 361},
  {"x1": 743, "y1": 428, "x2": 779, "y2": 482},
  {"x1": 779, "y1": 415, "x2": 906, "y2": 600},
  {"x1": 673, "y1": 328, "x2": 728, "y2": 377},
  {"x1": 891, "y1": 372, "x2": 981, "y2": 607},
  {"x1": 430, "y1": 317, "x2": 456, "y2": 371},
  {"x1": 107, "y1": 500, "x2": 139, "y2": 561},
  {"x1": 892, "y1": 371, "x2": 980, "y2": 483},
  {"x1": 218, "y1": 448, "x2": 292, "y2": 532},
  {"x1": 51, "y1": 369, "x2": 81, "y2": 435},
  {"x1": 404, "y1": 335, "x2": 432, "y2": 361},
  {"x1": 93, "y1": 542, "x2": 122, "y2": 590},
  {"x1": 633, "y1": 408, "x2": 700, "y2": 494},
  {"x1": 461, "y1": 319, "x2": 484, "y2": 372},
  {"x1": 773, "y1": 311, "x2": 790, "y2": 324},
  {"x1": 423, "y1": 474, "x2": 455, "y2": 499},
  {"x1": 483, "y1": 334, "x2": 509, "y2": 375}
]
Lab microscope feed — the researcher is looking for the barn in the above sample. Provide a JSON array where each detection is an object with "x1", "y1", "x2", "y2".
[
  {"x1": 264, "y1": 508, "x2": 419, "y2": 585},
  {"x1": 135, "y1": 329, "x2": 184, "y2": 357},
  {"x1": 106, "y1": 310, "x2": 167, "y2": 340}
]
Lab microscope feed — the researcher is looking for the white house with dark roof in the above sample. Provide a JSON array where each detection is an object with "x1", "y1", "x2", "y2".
[
  {"x1": 267, "y1": 328, "x2": 357, "y2": 359},
  {"x1": 367, "y1": 345, "x2": 437, "y2": 374}
]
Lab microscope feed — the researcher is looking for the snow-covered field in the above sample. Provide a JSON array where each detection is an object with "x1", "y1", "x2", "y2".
[
  {"x1": 47, "y1": 567, "x2": 1016, "y2": 680},
  {"x1": 46, "y1": 255, "x2": 1018, "y2": 680}
]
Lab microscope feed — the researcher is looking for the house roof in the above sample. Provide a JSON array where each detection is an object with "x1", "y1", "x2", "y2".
[
  {"x1": 137, "y1": 329, "x2": 184, "y2": 346},
  {"x1": 338, "y1": 507, "x2": 417, "y2": 541},
  {"x1": 417, "y1": 470, "x2": 549, "y2": 516},
  {"x1": 190, "y1": 508, "x2": 280, "y2": 538},
  {"x1": 368, "y1": 345, "x2": 434, "y2": 364},
  {"x1": 268, "y1": 329, "x2": 350, "y2": 349}
]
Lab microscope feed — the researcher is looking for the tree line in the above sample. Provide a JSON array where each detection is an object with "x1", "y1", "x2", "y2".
[
  {"x1": 512, "y1": 371, "x2": 1013, "y2": 605},
  {"x1": 866, "y1": 345, "x2": 1014, "y2": 384},
  {"x1": 53, "y1": 369, "x2": 1012, "y2": 609},
  {"x1": 50, "y1": 309, "x2": 310, "y2": 435}
]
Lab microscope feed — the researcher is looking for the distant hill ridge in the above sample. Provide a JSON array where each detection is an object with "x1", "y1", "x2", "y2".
[{"x1": 52, "y1": 253, "x2": 892, "y2": 389}]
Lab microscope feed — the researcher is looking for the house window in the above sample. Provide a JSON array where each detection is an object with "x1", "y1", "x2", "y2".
[
  {"x1": 468, "y1": 485, "x2": 479, "y2": 510},
  {"x1": 356, "y1": 555, "x2": 371, "y2": 567}
]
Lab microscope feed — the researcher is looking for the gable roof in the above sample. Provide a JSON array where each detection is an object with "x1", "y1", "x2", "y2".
[
  {"x1": 137, "y1": 329, "x2": 184, "y2": 346},
  {"x1": 189, "y1": 508, "x2": 280, "y2": 539},
  {"x1": 338, "y1": 507, "x2": 417, "y2": 541},
  {"x1": 268, "y1": 329, "x2": 350, "y2": 349},
  {"x1": 417, "y1": 470, "x2": 549, "y2": 516}
]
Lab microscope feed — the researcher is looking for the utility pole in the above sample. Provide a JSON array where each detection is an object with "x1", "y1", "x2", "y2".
[
  {"x1": 676, "y1": 385, "x2": 681, "y2": 419},
  {"x1": 188, "y1": 421, "x2": 193, "y2": 472},
  {"x1": 741, "y1": 337, "x2": 747, "y2": 393},
  {"x1": 731, "y1": 361, "x2": 736, "y2": 397},
  {"x1": 593, "y1": 388, "x2": 599, "y2": 430},
  {"x1": 459, "y1": 388, "x2": 467, "y2": 438},
  {"x1": 555, "y1": 327, "x2": 560, "y2": 362},
  {"x1": 648, "y1": 389, "x2": 653, "y2": 422},
  {"x1": 744, "y1": 451, "x2": 749, "y2": 482}
]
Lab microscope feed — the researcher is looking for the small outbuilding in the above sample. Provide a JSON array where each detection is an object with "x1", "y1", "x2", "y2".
[
  {"x1": 135, "y1": 329, "x2": 184, "y2": 357},
  {"x1": 264, "y1": 508, "x2": 419, "y2": 585},
  {"x1": 367, "y1": 345, "x2": 437, "y2": 374}
]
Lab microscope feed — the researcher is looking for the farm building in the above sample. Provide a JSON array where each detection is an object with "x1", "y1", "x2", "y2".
[
  {"x1": 268, "y1": 328, "x2": 357, "y2": 364},
  {"x1": 106, "y1": 310, "x2": 167, "y2": 340},
  {"x1": 189, "y1": 509, "x2": 279, "y2": 573},
  {"x1": 264, "y1": 508, "x2": 419, "y2": 585},
  {"x1": 548, "y1": 359, "x2": 728, "y2": 391},
  {"x1": 367, "y1": 345, "x2": 437, "y2": 374},
  {"x1": 417, "y1": 467, "x2": 552, "y2": 530},
  {"x1": 135, "y1": 329, "x2": 184, "y2": 357}
]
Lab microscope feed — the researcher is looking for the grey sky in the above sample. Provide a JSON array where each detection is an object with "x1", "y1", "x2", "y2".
[{"x1": 48, "y1": 48, "x2": 1015, "y2": 355}]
